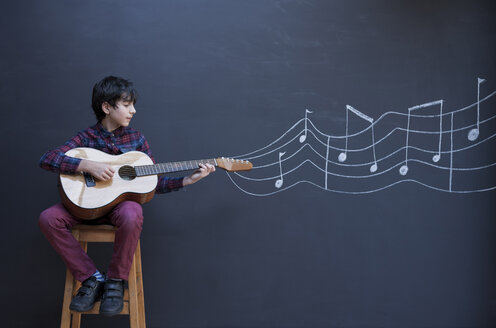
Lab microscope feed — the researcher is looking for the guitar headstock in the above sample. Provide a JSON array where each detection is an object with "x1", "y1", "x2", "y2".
[{"x1": 216, "y1": 157, "x2": 253, "y2": 172}]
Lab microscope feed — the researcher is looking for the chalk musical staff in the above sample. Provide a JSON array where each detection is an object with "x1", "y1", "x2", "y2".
[
  {"x1": 226, "y1": 78, "x2": 496, "y2": 196},
  {"x1": 275, "y1": 151, "x2": 286, "y2": 188},
  {"x1": 338, "y1": 105, "x2": 378, "y2": 173},
  {"x1": 299, "y1": 109, "x2": 313, "y2": 143},
  {"x1": 468, "y1": 77, "x2": 486, "y2": 141},
  {"x1": 399, "y1": 100, "x2": 444, "y2": 176}
]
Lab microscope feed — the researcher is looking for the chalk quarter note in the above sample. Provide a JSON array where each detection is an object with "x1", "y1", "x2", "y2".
[
  {"x1": 399, "y1": 100, "x2": 444, "y2": 176},
  {"x1": 468, "y1": 77, "x2": 486, "y2": 141},
  {"x1": 299, "y1": 109, "x2": 313, "y2": 143},
  {"x1": 338, "y1": 105, "x2": 378, "y2": 172},
  {"x1": 275, "y1": 151, "x2": 286, "y2": 189},
  {"x1": 369, "y1": 121, "x2": 378, "y2": 173}
]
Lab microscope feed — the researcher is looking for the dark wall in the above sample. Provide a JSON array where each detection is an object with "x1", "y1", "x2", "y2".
[{"x1": 2, "y1": 1, "x2": 496, "y2": 327}]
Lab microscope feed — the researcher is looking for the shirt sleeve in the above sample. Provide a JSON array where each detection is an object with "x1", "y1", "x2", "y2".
[
  {"x1": 136, "y1": 134, "x2": 184, "y2": 194},
  {"x1": 39, "y1": 133, "x2": 84, "y2": 174}
]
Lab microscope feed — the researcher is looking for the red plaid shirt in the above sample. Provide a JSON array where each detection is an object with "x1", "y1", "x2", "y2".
[{"x1": 39, "y1": 122, "x2": 184, "y2": 193}]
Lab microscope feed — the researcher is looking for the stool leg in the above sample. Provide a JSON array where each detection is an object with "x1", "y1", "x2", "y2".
[
  {"x1": 136, "y1": 241, "x2": 146, "y2": 327},
  {"x1": 70, "y1": 240, "x2": 87, "y2": 328},
  {"x1": 60, "y1": 268, "x2": 74, "y2": 328},
  {"x1": 128, "y1": 247, "x2": 139, "y2": 328}
]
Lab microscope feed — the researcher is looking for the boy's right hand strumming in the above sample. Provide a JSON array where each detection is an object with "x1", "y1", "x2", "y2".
[{"x1": 77, "y1": 159, "x2": 115, "y2": 181}]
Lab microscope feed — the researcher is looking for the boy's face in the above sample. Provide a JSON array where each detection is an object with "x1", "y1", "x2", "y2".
[{"x1": 102, "y1": 98, "x2": 136, "y2": 129}]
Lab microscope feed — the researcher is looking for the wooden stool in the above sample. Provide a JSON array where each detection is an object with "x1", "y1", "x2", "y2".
[{"x1": 60, "y1": 224, "x2": 146, "y2": 328}]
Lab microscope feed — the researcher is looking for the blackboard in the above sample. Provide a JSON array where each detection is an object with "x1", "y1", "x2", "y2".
[{"x1": 1, "y1": 1, "x2": 496, "y2": 327}]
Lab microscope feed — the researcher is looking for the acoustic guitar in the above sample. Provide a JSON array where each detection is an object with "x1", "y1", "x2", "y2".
[{"x1": 59, "y1": 147, "x2": 252, "y2": 219}]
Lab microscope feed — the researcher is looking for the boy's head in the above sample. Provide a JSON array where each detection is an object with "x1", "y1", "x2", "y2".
[{"x1": 92, "y1": 76, "x2": 138, "y2": 122}]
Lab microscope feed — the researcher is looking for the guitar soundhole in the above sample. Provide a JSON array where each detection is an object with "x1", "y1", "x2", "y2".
[{"x1": 119, "y1": 165, "x2": 137, "y2": 181}]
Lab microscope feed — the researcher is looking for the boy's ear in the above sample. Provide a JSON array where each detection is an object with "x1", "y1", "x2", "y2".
[{"x1": 101, "y1": 102, "x2": 111, "y2": 115}]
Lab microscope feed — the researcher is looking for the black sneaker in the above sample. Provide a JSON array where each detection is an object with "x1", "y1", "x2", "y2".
[
  {"x1": 69, "y1": 276, "x2": 104, "y2": 312},
  {"x1": 99, "y1": 278, "x2": 124, "y2": 316}
]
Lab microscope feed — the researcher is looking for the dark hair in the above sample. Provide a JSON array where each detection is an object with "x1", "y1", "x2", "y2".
[{"x1": 91, "y1": 76, "x2": 138, "y2": 122}]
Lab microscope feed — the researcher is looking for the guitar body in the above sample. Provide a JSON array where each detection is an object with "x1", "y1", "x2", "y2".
[{"x1": 59, "y1": 147, "x2": 158, "y2": 220}]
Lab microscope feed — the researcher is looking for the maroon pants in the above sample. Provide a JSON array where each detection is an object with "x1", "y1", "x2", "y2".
[{"x1": 39, "y1": 201, "x2": 143, "y2": 282}]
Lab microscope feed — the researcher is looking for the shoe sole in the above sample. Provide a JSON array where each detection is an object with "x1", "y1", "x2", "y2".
[
  {"x1": 99, "y1": 304, "x2": 124, "y2": 317},
  {"x1": 69, "y1": 303, "x2": 96, "y2": 312}
]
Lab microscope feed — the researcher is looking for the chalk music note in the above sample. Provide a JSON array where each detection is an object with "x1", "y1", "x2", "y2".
[
  {"x1": 468, "y1": 77, "x2": 486, "y2": 141},
  {"x1": 369, "y1": 122, "x2": 378, "y2": 173},
  {"x1": 299, "y1": 109, "x2": 313, "y2": 143},
  {"x1": 275, "y1": 151, "x2": 286, "y2": 188},
  {"x1": 338, "y1": 105, "x2": 378, "y2": 173},
  {"x1": 325, "y1": 136, "x2": 330, "y2": 189},
  {"x1": 399, "y1": 100, "x2": 444, "y2": 176}
]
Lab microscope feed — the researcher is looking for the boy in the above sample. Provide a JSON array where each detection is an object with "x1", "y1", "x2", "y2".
[{"x1": 39, "y1": 76, "x2": 215, "y2": 316}]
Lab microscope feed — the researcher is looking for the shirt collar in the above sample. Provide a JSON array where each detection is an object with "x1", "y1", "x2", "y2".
[{"x1": 95, "y1": 122, "x2": 125, "y2": 137}]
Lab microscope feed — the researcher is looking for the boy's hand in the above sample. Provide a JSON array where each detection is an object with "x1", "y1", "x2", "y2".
[
  {"x1": 183, "y1": 163, "x2": 215, "y2": 186},
  {"x1": 77, "y1": 159, "x2": 115, "y2": 181}
]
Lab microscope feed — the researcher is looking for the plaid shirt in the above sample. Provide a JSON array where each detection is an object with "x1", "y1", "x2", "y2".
[{"x1": 39, "y1": 122, "x2": 184, "y2": 193}]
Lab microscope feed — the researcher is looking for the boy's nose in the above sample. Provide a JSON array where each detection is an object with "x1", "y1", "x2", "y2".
[{"x1": 130, "y1": 105, "x2": 136, "y2": 114}]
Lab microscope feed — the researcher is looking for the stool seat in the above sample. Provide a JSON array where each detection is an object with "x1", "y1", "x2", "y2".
[{"x1": 60, "y1": 224, "x2": 146, "y2": 328}]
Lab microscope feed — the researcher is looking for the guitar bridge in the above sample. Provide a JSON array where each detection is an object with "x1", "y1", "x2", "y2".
[{"x1": 83, "y1": 172, "x2": 96, "y2": 187}]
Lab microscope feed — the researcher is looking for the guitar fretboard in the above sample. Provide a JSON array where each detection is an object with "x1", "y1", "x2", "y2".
[{"x1": 135, "y1": 159, "x2": 218, "y2": 176}]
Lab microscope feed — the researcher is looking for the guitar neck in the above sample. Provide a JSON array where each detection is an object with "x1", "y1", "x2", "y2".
[{"x1": 135, "y1": 158, "x2": 218, "y2": 176}]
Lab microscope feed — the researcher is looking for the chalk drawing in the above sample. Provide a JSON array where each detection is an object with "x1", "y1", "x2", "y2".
[
  {"x1": 468, "y1": 77, "x2": 486, "y2": 141},
  {"x1": 338, "y1": 105, "x2": 372, "y2": 163},
  {"x1": 275, "y1": 151, "x2": 286, "y2": 188},
  {"x1": 399, "y1": 100, "x2": 444, "y2": 176},
  {"x1": 449, "y1": 112, "x2": 454, "y2": 192},
  {"x1": 299, "y1": 109, "x2": 313, "y2": 143},
  {"x1": 225, "y1": 79, "x2": 496, "y2": 196},
  {"x1": 337, "y1": 105, "x2": 378, "y2": 173},
  {"x1": 325, "y1": 135, "x2": 330, "y2": 190}
]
